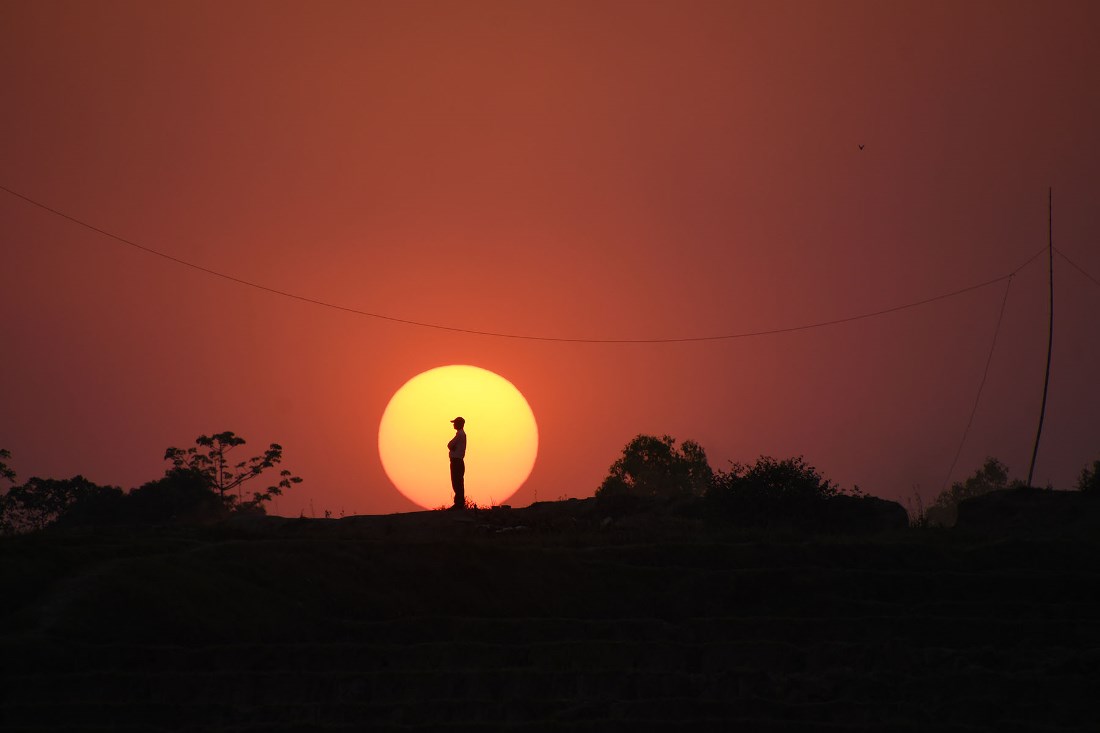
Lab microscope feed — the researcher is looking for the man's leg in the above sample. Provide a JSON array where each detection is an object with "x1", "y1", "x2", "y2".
[{"x1": 450, "y1": 459, "x2": 465, "y2": 508}]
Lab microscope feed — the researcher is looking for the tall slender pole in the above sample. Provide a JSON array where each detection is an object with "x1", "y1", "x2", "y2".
[{"x1": 1027, "y1": 187, "x2": 1053, "y2": 487}]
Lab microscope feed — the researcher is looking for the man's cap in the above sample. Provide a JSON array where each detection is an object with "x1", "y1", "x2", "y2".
[{"x1": 450, "y1": 416, "x2": 465, "y2": 425}]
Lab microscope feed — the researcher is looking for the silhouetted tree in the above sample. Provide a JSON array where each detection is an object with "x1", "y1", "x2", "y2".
[
  {"x1": 926, "y1": 457, "x2": 1023, "y2": 527},
  {"x1": 163, "y1": 431, "x2": 302, "y2": 511},
  {"x1": 0, "y1": 476, "x2": 123, "y2": 534},
  {"x1": 0, "y1": 435, "x2": 302, "y2": 534},
  {"x1": 0, "y1": 449, "x2": 14, "y2": 535},
  {"x1": 53, "y1": 483, "x2": 128, "y2": 528},
  {"x1": 718, "y1": 455, "x2": 843, "y2": 500},
  {"x1": 596, "y1": 434, "x2": 713, "y2": 500},
  {"x1": 705, "y1": 455, "x2": 848, "y2": 524},
  {"x1": 1078, "y1": 459, "x2": 1100, "y2": 493},
  {"x1": 127, "y1": 468, "x2": 230, "y2": 523},
  {"x1": 0, "y1": 449, "x2": 14, "y2": 485}
]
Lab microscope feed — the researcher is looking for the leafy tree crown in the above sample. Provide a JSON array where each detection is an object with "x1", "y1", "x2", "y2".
[
  {"x1": 708, "y1": 455, "x2": 844, "y2": 502},
  {"x1": 925, "y1": 457, "x2": 1023, "y2": 527},
  {"x1": 0, "y1": 448, "x2": 15, "y2": 485},
  {"x1": 597, "y1": 434, "x2": 713, "y2": 499},
  {"x1": 163, "y1": 431, "x2": 302, "y2": 510},
  {"x1": 1078, "y1": 460, "x2": 1100, "y2": 493}
]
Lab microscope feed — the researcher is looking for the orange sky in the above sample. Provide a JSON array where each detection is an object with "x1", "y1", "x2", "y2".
[{"x1": 3, "y1": 0, "x2": 1099, "y2": 516}]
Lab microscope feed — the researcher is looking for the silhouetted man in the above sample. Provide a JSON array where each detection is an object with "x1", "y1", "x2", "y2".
[{"x1": 448, "y1": 417, "x2": 466, "y2": 509}]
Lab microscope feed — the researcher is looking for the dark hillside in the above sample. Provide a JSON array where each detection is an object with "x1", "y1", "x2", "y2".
[{"x1": 2, "y1": 500, "x2": 1098, "y2": 731}]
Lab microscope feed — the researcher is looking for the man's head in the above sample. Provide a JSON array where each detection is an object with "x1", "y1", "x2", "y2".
[{"x1": 450, "y1": 417, "x2": 465, "y2": 430}]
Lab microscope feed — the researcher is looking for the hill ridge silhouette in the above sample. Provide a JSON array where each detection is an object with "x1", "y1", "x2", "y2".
[{"x1": 3, "y1": 491, "x2": 1099, "y2": 731}]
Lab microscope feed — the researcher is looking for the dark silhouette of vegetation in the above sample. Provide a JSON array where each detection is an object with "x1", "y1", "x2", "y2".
[
  {"x1": 926, "y1": 457, "x2": 1025, "y2": 527},
  {"x1": 0, "y1": 449, "x2": 14, "y2": 534},
  {"x1": 905, "y1": 488, "x2": 928, "y2": 528},
  {"x1": 0, "y1": 475, "x2": 123, "y2": 534},
  {"x1": 593, "y1": 437, "x2": 899, "y2": 531},
  {"x1": 126, "y1": 468, "x2": 233, "y2": 523},
  {"x1": 1078, "y1": 459, "x2": 1100, "y2": 493},
  {"x1": 0, "y1": 432, "x2": 301, "y2": 535},
  {"x1": 596, "y1": 435, "x2": 713, "y2": 507},
  {"x1": 704, "y1": 455, "x2": 863, "y2": 526},
  {"x1": 0, "y1": 448, "x2": 14, "y2": 485},
  {"x1": 711, "y1": 454, "x2": 846, "y2": 502},
  {"x1": 164, "y1": 431, "x2": 301, "y2": 511}
]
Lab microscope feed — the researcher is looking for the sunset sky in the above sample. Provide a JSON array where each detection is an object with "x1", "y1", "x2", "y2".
[{"x1": 3, "y1": 0, "x2": 1098, "y2": 516}]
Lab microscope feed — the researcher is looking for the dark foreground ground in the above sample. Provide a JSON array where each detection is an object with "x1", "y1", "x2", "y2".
[{"x1": 2, "y1": 495, "x2": 1099, "y2": 732}]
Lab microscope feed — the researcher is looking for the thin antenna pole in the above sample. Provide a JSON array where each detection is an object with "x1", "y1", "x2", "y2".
[{"x1": 1027, "y1": 187, "x2": 1053, "y2": 487}]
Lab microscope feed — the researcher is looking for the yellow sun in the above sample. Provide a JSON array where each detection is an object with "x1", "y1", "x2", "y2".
[{"x1": 378, "y1": 365, "x2": 538, "y2": 509}]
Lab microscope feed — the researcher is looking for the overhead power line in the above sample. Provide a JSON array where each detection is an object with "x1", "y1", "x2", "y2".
[
  {"x1": 1, "y1": 183, "x2": 1046, "y2": 344},
  {"x1": 1054, "y1": 247, "x2": 1100, "y2": 290},
  {"x1": 942, "y1": 275, "x2": 1015, "y2": 491}
]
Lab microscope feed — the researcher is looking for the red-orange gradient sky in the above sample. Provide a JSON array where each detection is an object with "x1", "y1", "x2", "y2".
[{"x1": 2, "y1": 0, "x2": 1098, "y2": 516}]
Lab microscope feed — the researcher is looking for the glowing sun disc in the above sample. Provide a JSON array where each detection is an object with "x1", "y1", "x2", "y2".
[{"x1": 378, "y1": 365, "x2": 538, "y2": 509}]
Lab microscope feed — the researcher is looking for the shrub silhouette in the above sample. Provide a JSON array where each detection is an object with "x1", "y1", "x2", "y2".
[
  {"x1": 0, "y1": 448, "x2": 14, "y2": 486},
  {"x1": 0, "y1": 449, "x2": 14, "y2": 535},
  {"x1": 0, "y1": 475, "x2": 123, "y2": 534},
  {"x1": 0, "y1": 433, "x2": 301, "y2": 534},
  {"x1": 596, "y1": 434, "x2": 713, "y2": 506},
  {"x1": 926, "y1": 457, "x2": 1024, "y2": 527},
  {"x1": 705, "y1": 455, "x2": 844, "y2": 525},
  {"x1": 127, "y1": 468, "x2": 230, "y2": 524},
  {"x1": 1077, "y1": 459, "x2": 1100, "y2": 493}
]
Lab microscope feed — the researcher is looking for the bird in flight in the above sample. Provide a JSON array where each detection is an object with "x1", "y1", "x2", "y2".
[{"x1": 858, "y1": 144, "x2": 865, "y2": 150}]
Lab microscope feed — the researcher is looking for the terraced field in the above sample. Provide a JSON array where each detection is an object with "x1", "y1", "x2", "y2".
[{"x1": 2, "y1": 505, "x2": 1098, "y2": 731}]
